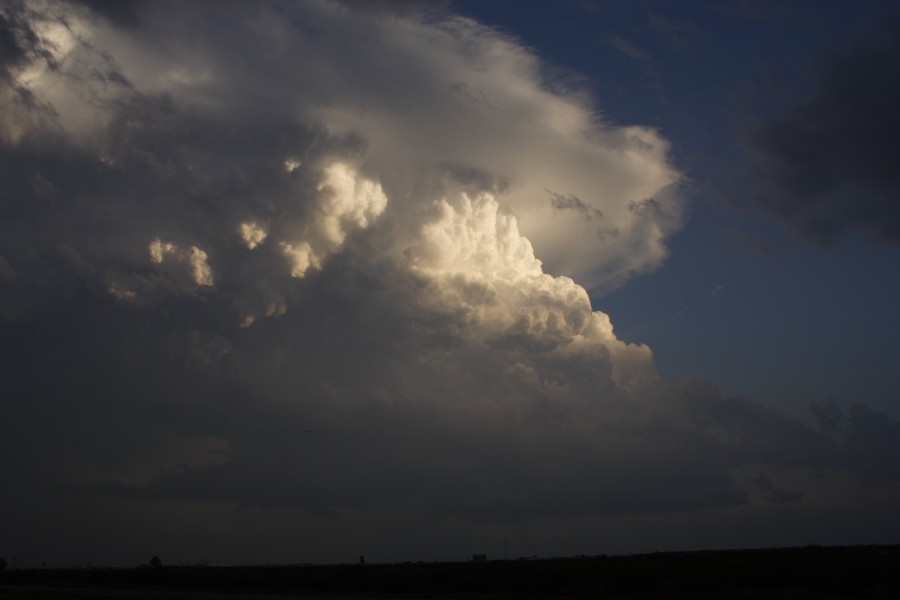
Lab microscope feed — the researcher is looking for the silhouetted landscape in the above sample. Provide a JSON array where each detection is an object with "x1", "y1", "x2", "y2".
[{"x1": 2, "y1": 544, "x2": 899, "y2": 599}]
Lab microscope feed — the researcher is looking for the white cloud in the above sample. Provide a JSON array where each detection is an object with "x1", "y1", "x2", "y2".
[
  {"x1": 107, "y1": 285, "x2": 137, "y2": 301},
  {"x1": 2, "y1": 0, "x2": 681, "y2": 294},
  {"x1": 297, "y1": 10, "x2": 684, "y2": 291},
  {"x1": 148, "y1": 239, "x2": 176, "y2": 265},
  {"x1": 239, "y1": 221, "x2": 268, "y2": 250},
  {"x1": 279, "y1": 162, "x2": 388, "y2": 279},
  {"x1": 149, "y1": 238, "x2": 214, "y2": 287},
  {"x1": 279, "y1": 240, "x2": 319, "y2": 278},
  {"x1": 410, "y1": 190, "x2": 591, "y2": 342},
  {"x1": 187, "y1": 246, "x2": 214, "y2": 287}
]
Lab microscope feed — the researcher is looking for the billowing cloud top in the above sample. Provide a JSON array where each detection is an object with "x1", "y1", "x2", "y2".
[
  {"x1": 1, "y1": 0, "x2": 682, "y2": 298},
  {"x1": 1, "y1": 0, "x2": 899, "y2": 565}
]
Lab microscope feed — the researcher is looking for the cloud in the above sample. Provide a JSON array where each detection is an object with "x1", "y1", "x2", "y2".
[
  {"x1": 546, "y1": 188, "x2": 605, "y2": 223},
  {"x1": 741, "y1": 21, "x2": 900, "y2": 244},
  {"x1": 748, "y1": 473, "x2": 802, "y2": 505},
  {"x1": 725, "y1": 228, "x2": 777, "y2": 258},
  {"x1": 606, "y1": 34, "x2": 652, "y2": 63},
  {"x1": 0, "y1": 0, "x2": 899, "y2": 564},
  {"x1": 148, "y1": 238, "x2": 215, "y2": 287},
  {"x1": 278, "y1": 162, "x2": 388, "y2": 279}
]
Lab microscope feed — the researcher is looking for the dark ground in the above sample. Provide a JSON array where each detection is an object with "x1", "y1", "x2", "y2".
[{"x1": 2, "y1": 544, "x2": 899, "y2": 599}]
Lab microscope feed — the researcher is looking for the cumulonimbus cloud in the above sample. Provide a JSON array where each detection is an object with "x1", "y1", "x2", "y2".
[{"x1": 1, "y1": 0, "x2": 899, "y2": 560}]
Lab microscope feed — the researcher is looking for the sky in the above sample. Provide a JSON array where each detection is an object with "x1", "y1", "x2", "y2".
[{"x1": 1, "y1": 0, "x2": 899, "y2": 568}]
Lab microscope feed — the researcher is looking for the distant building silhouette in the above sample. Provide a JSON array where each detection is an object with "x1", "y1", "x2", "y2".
[
  {"x1": 150, "y1": 555, "x2": 162, "y2": 568},
  {"x1": 471, "y1": 554, "x2": 487, "y2": 562}
]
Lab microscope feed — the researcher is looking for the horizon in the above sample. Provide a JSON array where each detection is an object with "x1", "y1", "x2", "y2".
[{"x1": 3, "y1": 541, "x2": 897, "y2": 571}]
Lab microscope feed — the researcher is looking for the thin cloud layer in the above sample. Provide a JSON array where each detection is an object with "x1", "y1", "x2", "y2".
[{"x1": 1, "y1": 0, "x2": 899, "y2": 564}]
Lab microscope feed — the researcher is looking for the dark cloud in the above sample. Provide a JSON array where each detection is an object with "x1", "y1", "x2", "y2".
[
  {"x1": 334, "y1": 0, "x2": 451, "y2": 17},
  {"x1": 9, "y1": 273, "x2": 894, "y2": 523},
  {"x1": 741, "y1": 22, "x2": 900, "y2": 244},
  {"x1": 546, "y1": 189, "x2": 603, "y2": 221},
  {"x1": 811, "y1": 400, "x2": 900, "y2": 480},
  {"x1": 749, "y1": 473, "x2": 802, "y2": 505},
  {"x1": 724, "y1": 228, "x2": 778, "y2": 259},
  {"x1": 66, "y1": 0, "x2": 143, "y2": 28},
  {"x1": 0, "y1": 6, "x2": 34, "y2": 81}
]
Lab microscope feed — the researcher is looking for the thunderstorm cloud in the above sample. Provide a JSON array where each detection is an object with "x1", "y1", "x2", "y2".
[{"x1": 1, "y1": 0, "x2": 899, "y2": 564}]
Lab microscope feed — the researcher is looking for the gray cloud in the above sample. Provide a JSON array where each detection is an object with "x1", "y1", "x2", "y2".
[
  {"x1": 65, "y1": 0, "x2": 142, "y2": 28},
  {"x1": 547, "y1": 188, "x2": 604, "y2": 222},
  {"x1": 333, "y1": 0, "x2": 451, "y2": 17},
  {"x1": 749, "y1": 473, "x2": 802, "y2": 505},
  {"x1": 725, "y1": 228, "x2": 778, "y2": 259},
  {"x1": 741, "y1": 21, "x2": 900, "y2": 244}
]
